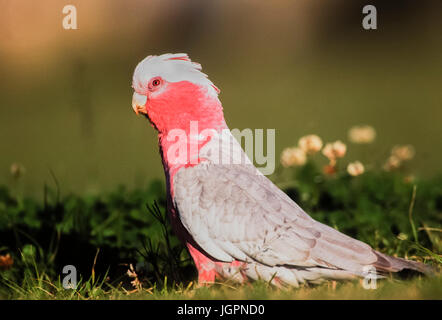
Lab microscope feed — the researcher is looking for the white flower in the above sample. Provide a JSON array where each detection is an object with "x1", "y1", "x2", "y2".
[
  {"x1": 392, "y1": 145, "x2": 415, "y2": 161},
  {"x1": 347, "y1": 161, "x2": 365, "y2": 176},
  {"x1": 280, "y1": 147, "x2": 307, "y2": 167},
  {"x1": 348, "y1": 125, "x2": 376, "y2": 144},
  {"x1": 383, "y1": 155, "x2": 401, "y2": 171},
  {"x1": 298, "y1": 134, "x2": 323, "y2": 155},
  {"x1": 322, "y1": 140, "x2": 347, "y2": 161}
]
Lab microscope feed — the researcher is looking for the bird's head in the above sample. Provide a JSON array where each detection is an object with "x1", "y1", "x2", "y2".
[{"x1": 131, "y1": 53, "x2": 225, "y2": 134}]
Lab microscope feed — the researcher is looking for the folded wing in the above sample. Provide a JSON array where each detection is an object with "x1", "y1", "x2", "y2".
[{"x1": 173, "y1": 162, "x2": 381, "y2": 276}]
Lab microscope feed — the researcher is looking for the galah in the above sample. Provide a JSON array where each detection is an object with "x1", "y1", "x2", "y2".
[{"x1": 131, "y1": 53, "x2": 431, "y2": 286}]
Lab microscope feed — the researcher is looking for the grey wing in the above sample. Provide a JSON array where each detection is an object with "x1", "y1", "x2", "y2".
[{"x1": 173, "y1": 162, "x2": 378, "y2": 275}]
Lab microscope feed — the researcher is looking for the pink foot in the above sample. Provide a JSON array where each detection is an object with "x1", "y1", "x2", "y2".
[{"x1": 187, "y1": 242, "x2": 248, "y2": 285}]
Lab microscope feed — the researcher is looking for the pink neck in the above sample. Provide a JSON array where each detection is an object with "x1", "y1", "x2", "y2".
[{"x1": 145, "y1": 81, "x2": 227, "y2": 176}]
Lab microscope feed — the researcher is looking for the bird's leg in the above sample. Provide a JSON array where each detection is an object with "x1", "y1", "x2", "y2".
[{"x1": 186, "y1": 243, "x2": 217, "y2": 285}]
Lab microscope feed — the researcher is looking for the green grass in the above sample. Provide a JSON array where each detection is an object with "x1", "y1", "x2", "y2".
[
  {"x1": 0, "y1": 163, "x2": 441, "y2": 299},
  {"x1": 1, "y1": 262, "x2": 442, "y2": 300}
]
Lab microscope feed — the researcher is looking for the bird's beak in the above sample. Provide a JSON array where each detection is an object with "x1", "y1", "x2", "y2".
[{"x1": 132, "y1": 92, "x2": 148, "y2": 116}]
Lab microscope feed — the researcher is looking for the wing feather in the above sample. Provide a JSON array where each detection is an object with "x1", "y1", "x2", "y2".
[{"x1": 173, "y1": 162, "x2": 378, "y2": 274}]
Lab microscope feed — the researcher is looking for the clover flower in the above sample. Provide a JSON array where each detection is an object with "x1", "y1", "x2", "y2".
[
  {"x1": 383, "y1": 145, "x2": 415, "y2": 171},
  {"x1": 322, "y1": 140, "x2": 347, "y2": 163},
  {"x1": 280, "y1": 147, "x2": 307, "y2": 167},
  {"x1": 348, "y1": 125, "x2": 376, "y2": 144},
  {"x1": 347, "y1": 161, "x2": 365, "y2": 176},
  {"x1": 392, "y1": 145, "x2": 415, "y2": 161},
  {"x1": 383, "y1": 155, "x2": 401, "y2": 171},
  {"x1": 298, "y1": 134, "x2": 323, "y2": 155}
]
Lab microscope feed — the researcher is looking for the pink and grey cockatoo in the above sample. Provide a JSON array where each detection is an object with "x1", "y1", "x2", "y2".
[{"x1": 131, "y1": 53, "x2": 430, "y2": 286}]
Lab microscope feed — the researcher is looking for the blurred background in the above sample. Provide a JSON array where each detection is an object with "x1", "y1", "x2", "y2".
[{"x1": 0, "y1": 0, "x2": 441, "y2": 196}]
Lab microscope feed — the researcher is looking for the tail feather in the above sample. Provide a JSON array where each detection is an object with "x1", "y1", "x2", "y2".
[{"x1": 372, "y1": 250, "x2": 434, "y2": 275}]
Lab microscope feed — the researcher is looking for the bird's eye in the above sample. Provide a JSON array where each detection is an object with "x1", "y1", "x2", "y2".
[{"x1": 148, "y1": 77, "x2": 163, "y2": 91}]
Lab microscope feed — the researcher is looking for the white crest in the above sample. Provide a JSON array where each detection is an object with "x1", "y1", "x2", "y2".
[{"x1": 132, "y1": 53, "x2": 220, "y2": 97}]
